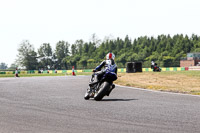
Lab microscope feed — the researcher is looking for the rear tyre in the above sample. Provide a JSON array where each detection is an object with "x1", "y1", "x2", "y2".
[{"x1": 94, "y1": 82, "x2": 110, "y2": 101}]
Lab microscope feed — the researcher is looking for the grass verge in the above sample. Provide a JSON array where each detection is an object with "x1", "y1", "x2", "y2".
[{"x1": 115, "y1": 71, "x2": 200, "y2": 95}]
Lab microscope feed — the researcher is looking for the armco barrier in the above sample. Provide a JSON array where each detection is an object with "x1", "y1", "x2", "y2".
[
  {"x1": 27, "y1": 70, "x2": 35, "y2": 74},
  {"x1": 56, "y1": 70, "x2": 62, "y2": 73},
  {"x1": 20, "y1": 71, "x2": 27, "y2": 74},
  {"x1": 62, "y1": 70, "x2": 67, "y2": 73},
  {"x1": 0, "y1": 71, "x2": 6, "y2": 74},
  {"x1": 118, "y1": 68, "x2": 126, "y2": 72},
  {"x1": 142, "y1": 68, "x2": 153, "y2": 72},
  {"x1": 141, "y1": 67, "x2": 186, "y2": 72},
  {"x1": 0, "y1": 67, "x2": 195, "y2": 75},
  {"x1": 6, "y1": 71, "x2": 15, "y2": 74},
  {"x1": 77, "y1": 70, "x2": 83, "y2": 73},
  {"x1": 66, "y1": 70, "x2": 72, "y2": 73},
  {"x1": 83, "y1": 69, "x2": 93, "y2": 72}
]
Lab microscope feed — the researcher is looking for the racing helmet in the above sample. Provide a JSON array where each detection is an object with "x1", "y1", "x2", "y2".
[{"x1": 106, "y1": 52, "x2": 115, "y2": 60}]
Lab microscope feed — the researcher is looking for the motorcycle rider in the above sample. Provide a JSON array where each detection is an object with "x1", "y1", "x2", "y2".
[
  {"x1": 151, "y1": 61, "x2": 155, "y2": 69},
  {"x1": 151, "y1": 60, "x2": 161, "y2": 72},
  {"x1": 91, "y1": 52, "x2": 117, "y2": 96},
  {"x1": 151, "y1": 61, "x2": 158, "y2": 68}
]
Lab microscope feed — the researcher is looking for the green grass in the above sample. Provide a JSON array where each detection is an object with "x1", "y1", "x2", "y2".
[
  {"x1": 153, "y1": 70, "x2": 200, "y2": 78},
  {"x1": 116, "y1": 70, "x2": 200, "y2": 95}
]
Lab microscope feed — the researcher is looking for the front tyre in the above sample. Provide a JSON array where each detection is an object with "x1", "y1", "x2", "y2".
[
  {"x1": 84, "y1": 91, "x2": 90, "y2": 100},
  {"x1": 84, "y1": 88, "x2": 90, "y2": 100},
  {"x1": 94, "y1": 82, "x2": 110, "y2": 101}
]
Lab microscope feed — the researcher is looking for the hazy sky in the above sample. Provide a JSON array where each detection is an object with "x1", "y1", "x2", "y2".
[{"x1": 0, "y1": 0, "x2": 200, "y2": 66}]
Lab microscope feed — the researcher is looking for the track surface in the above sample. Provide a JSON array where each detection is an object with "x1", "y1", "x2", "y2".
[{"x1": 0, "y1": 76, "x2": 200, "y2": 133}]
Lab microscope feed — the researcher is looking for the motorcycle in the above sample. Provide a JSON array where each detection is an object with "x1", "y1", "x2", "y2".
[
  {"x1": 84, "y1": 70, "x2": 117, "y2": 101},
  {"x1": 152, "y1": 65, "x2": 161, "y2": 72}
]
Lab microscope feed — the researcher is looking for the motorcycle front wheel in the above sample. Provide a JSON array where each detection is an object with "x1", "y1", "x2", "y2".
[
  {"x1": 84, "y1": 92, "x2": 90, "y2": 100},
  {"x1": 84, "y1": 88, "x2": 90, "y2": 100}
]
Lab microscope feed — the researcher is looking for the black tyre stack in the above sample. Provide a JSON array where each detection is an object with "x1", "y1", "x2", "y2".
[{"x1": 126, "y1": 62, "x2": 142, "y2": 73}]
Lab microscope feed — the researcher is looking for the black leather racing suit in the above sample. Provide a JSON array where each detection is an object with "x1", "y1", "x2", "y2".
[
  {"x1": 91, "y1": 59, "x2": 117, "y2": 96},
  {"x1": 93, "y1": 59, "x2": 117, "y2": 83}
]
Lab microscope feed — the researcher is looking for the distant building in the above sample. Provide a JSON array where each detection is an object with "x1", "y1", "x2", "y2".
[{"x1": 180, "y1": 52, "x2": 200, "y2": 67}]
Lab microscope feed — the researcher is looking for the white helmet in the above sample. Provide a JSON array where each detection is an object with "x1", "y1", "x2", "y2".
[{"x1": 106, "y1": 52, "x2": 115, "y2": 60}]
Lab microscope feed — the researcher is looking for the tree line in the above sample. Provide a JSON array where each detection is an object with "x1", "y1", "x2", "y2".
[{"x1": 9, "y1": 34, "x2": 200, "y2": 70}]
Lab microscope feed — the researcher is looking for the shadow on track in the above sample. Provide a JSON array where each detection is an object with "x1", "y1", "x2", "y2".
[{"x1": 101, "y1": 98, "x2": 138, "y2": 102}]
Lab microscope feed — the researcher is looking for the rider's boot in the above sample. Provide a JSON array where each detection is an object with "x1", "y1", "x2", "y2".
[
  {"x1": 112, "y1": 84, "x2": 115, "y2": 89},
  {"x1": 106, "y1": 84, "x2": 115, "y2": 96}
]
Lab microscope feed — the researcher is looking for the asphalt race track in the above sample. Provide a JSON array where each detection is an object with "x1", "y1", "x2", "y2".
[{"x1": 0, "y1": 76, "x2": 200, "y2": 133}]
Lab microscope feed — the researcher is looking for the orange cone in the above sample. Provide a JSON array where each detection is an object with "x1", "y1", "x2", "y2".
[{"x1": 72, "y1": 66, "x2": 76, "y2": 76}]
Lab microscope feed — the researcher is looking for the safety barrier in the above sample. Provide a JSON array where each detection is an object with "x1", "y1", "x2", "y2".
[
  {"x1": 142, "y1": 67, "x2": 186, "y2": 72},
  {"x1": 188, "y1": 66, "x2": 200, "y2": 71},
  {"x1": 0, "y1": 67, "x2": 190, "y2": 75}
]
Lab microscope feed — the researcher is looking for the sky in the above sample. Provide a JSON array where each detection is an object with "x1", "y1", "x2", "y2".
[{"x1": 0, "y1": 0, "x2": 200, "y2": 67}]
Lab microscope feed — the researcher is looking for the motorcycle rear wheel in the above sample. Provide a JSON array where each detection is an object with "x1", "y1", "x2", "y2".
[{"x1": 94, "y1": 81, "x2": 110, "y2": 101}]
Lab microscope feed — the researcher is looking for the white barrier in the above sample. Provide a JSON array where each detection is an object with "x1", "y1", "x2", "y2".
[{"x1": 189, "y1": 66, "x2": 200, "y2": 71}]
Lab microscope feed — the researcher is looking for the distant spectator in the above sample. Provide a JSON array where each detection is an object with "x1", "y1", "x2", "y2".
[
  {"x1": 151, "y1": 61, "x2": 155, "y2": 69},
  {"x1": 55, "y1": 69, "x2": 57, "y2": 73},
  {"x1": 15, "y1": 68, "x2": 19, "y2": 77}
]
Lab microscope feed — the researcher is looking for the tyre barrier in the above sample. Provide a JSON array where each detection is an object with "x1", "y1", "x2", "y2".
[
  {"x1": 126, "y1": 62, "x2": 142, "y2": 73},
  {"x1": 126, "y1": 62, "x2": 135, "y2": 73}
]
